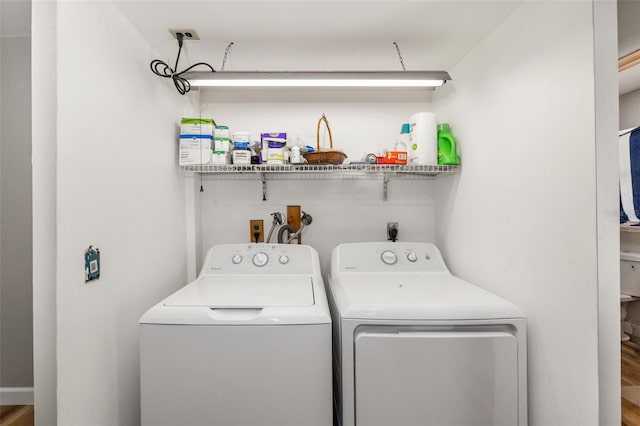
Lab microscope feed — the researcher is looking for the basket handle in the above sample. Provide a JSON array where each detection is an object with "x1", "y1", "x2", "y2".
[{"x1": 316, "y1": 113, "x2": 334, "y2": 151}]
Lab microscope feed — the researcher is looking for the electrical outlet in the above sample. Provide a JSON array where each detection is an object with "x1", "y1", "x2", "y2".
[
  {"x1": 168, "y1": 29, "x2": 200, "y2": 40},
  {"x1": 250, "y1": 220, "x2": 264, "y2": 243},
  {"x1": 387, "y1": 222, "x2": 399, "y2": 241}
]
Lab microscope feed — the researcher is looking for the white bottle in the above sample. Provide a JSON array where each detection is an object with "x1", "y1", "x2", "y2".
[
  {"x1": 395, "y1": 123, "x2": 410, "y2": 151},
  {"x1": 409, "y1": 112, "x2": 438, "y2": 165},
  {"x1": 290, "y1": 146, "x2": 302, "y2": 164}
]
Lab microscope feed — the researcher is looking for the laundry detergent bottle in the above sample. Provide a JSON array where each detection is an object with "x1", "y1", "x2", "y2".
[{"x1": 437, "y1": 123, "x2": 461, "y2": 165}]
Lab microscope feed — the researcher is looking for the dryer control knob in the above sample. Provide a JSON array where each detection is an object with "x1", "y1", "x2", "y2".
[
  {"x1": 231, "y1": 254, "x2": 243, "y2": 264},
  {"x1": 407, "y1": 252, "x2": 418, "y2": 262},
  {"x1": 279, "y1": 255, "x2": 289, "y2": 265},
  {"x1": 381, "y1": 250, "x2": 397, "y2": 265},
  {"x1": 252, "y1": 252, "x2": 269, "y2": 267}
]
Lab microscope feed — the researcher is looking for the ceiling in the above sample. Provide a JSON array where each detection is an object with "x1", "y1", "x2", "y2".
[
  {"x1": 4, "y1": 1, "x2": 639, "y2": 95},
  {"x1": 112, "y1": 0, "x2": 521, "y2": 71}
]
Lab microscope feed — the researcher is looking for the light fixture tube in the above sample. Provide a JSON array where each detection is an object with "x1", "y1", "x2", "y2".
[{"x1": 183, "y1": 71, "x2": 451, "y2": 89}]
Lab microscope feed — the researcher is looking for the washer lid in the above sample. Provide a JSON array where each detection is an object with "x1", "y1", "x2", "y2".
[
  {"x1": 332, "y1": 273, "x2": 524, "y2": 320},
  {"x1": 163, "y1": 275, "x2": 315, "y2": 308}
]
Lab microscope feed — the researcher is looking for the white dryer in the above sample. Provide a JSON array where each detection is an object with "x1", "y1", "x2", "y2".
[
  {"x1": 140, "y1": 244, "x2": 332, "y2": 426},
  {"x1": 328, "y1": 242, "x2": 527, "y2": 426}
]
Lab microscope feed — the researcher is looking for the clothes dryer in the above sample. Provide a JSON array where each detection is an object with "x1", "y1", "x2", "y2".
[
  {"x1": 140, "y1": 244, "x2": 332, "y2": 426},
  {"x1": 328, "y1": 242, "x2": 527, "y2": 426}
]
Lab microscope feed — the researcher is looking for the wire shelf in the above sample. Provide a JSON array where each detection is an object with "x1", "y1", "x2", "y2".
[
  {"x1": 181, "y1": 163, "x2": 459, "y2": 179},
  {"x1": 180, "y1": 163, "x2": 460, "y2": 201}
]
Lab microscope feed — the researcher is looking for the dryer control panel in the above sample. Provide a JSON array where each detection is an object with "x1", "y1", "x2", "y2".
[
  {"x1": 334, "y1": 242, "x2": 449, "y2": 273},
  {"x1": 201, "y1": 243, "x2": 316, "y2": 276}
]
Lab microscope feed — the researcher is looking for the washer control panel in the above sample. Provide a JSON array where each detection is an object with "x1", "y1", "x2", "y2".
[
  {"x1": 203, "y1": 244, "x2": 315, "y2": 275},
  {"x1": 336, "y1": 242, "x2": 448, "y2": 273}
]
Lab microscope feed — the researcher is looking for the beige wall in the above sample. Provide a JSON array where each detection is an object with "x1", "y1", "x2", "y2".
[
  {"x1": 0, "y1": 22, "x2": 33, "y2": 390},
  {"x1": 620, "y1": 89, "x2": 640, "y2": 130}
]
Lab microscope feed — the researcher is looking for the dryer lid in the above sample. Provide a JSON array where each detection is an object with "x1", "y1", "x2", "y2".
[
  {"x1": 162, "y1": 275, "x2": 315, "y2": 308},
  {"x1": 331, "y1": 274, "x2": 524, "y2": 320}
]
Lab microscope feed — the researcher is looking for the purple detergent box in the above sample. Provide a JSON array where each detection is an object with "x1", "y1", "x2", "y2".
[{"x1": 260, "y1": 133, "x2": 287, "y2": 162}]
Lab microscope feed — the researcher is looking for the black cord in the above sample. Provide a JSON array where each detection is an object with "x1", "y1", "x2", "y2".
[
  {"x1": 389, "y1": 226, "x2": 398, "y2": 242},
  {"x1": 150, "y1": 33, "x2": 216, "y2": 95}
]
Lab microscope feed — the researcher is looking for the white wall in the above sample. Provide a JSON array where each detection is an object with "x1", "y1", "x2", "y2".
[
  {"x1": 434, "y1": 2, "x2": 615, "y2": 424},
  {"x1": 195, "y1": 97, "x2": 438, "y2": 272},
  {"x1": 0, "y1": 10, "x2": 33, "y2": 394},
  {"x1": 52, "y1": 2, "x2": 190, "y2": 424}
]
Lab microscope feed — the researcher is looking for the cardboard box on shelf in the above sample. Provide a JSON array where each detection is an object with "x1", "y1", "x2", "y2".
[
  {"x1": 384, "y1": 151, "x2": 408, "y2": 165},
  {"x1": 180, "y1": 118, "x2": 215, "y2": 136},
  {"x1": 179, "y1": 134, "x2": 212, "y2": 165},
  {"x1": 261, "y1": 133, "x2": 286, "y2": 162}
]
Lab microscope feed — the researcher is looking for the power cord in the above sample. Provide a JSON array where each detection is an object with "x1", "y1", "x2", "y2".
[
  {"x1": 388, "y1": 225, "x2": 398, "y2": 242},
  {"x1": 150, "y1": 32, "x2": 215, "y2": 95},
  {"x1": 253, "y1": 225, "x2": 261, "y2": 244}
]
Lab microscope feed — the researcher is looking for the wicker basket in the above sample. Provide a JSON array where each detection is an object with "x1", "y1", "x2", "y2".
[{"x1": 304, "y1": 113, "x2": 347, "y2": 165}]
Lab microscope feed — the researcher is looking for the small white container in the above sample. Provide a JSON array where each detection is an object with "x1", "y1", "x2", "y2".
[
  {"x1": 232, "y1": 132, "x2": 250, "y2": 143},
  {"x1": 290, "y1": 146, "x2": 302, "y2": 164},
  {"x1": 214, "y1": 126, "x2": 230, "y2": 139},
  {"x1": 214, "y1": 138, "x2": 232, "y2": 152},
  {"x1": 210, "y1": 151, "x2": 230, "y2": 165}
]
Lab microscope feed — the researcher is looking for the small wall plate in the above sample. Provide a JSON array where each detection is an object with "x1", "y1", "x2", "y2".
[{"x1": 168, "y1": 29, "x2": 200, "y2": 40}]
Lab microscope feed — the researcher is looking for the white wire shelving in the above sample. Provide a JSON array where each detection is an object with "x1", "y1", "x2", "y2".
[{"x1": 180, "y1": 163, "x2": 460, "y2": 201}]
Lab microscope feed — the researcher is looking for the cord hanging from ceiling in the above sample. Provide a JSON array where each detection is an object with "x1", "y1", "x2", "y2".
[
  {"x1": 150, "y1": 32, "x2": 216, "y2": 95},
  {"x1": 220, "y1": 42, "x2": 234, "y2": 71},
  {"x1": 393, "y1": 42, "x2": 407, "y2": 71}
]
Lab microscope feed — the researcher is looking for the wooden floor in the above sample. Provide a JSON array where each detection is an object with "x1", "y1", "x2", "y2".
[
  {"x1": 622, "y1": 341, "x2": 640, "y2": 425},
  {"x1": 0, "y1": 405, "x2": 33, "y2": 426}
]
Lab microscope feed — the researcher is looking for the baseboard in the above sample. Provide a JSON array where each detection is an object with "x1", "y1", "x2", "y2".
[{"x1": 0, "y1": 387, "x2": 34, "y2": 405}]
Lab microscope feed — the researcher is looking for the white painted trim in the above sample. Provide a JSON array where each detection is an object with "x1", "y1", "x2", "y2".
[
  {"x1": 0, "y1": 387, "x2": 34, "y2": 405},
  {"x1": 185, "y1": 174, "x2": 197, "y2": 282}
]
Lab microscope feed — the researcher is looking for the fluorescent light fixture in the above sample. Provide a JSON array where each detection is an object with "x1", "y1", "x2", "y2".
[{"x1": 183, "y1": 71, "x2": 451, "y2": 89}]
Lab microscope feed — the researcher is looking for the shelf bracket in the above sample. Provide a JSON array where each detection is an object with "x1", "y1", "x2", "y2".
[
  {"x1": 383, "y1": 173, "x2": 390, "y2": 201},
  {"x1": 256, "y1": 170, "x2": 267, "y2": 201}
]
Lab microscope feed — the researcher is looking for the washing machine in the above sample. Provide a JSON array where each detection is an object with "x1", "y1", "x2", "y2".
[
  {"x1": 328, "y1": 242, "x2": 527, "y2": 426},
  {"x1": 139, "y1": 243, "x2": 332, "y2": 426}
]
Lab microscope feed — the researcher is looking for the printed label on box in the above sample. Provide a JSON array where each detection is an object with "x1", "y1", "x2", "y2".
[
  {"x1": 384, "y1": 151, "x2": 408, "y2": 165},
  {"x1": 179, "y1": 135, "x2": 212, "y2": 165}
]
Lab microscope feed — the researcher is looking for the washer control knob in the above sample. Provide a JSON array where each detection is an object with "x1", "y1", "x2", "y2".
[
  {"x1": 279, "y1": 255, "x2": 289, "y2": 265},
  {"x1": 231, "y1": 254, "x2": 243, "y2": 264},
  {"x1": 252, "y1": 252, "x2": 269, "y2": 267},
  {"x1": 407, "y1": 252, "x2": 418, "y2": 262},
  {"x1": 381, "y1": 250, "x2": 397, "y2": 265}
]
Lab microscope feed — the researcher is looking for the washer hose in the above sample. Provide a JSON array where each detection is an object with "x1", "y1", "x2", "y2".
[
  {"x1": 277, "y1": 225, "x2": 298, "y2": 244},
  {"x1": 277, "y1": 211, "x2": 313, "y2": 244}
]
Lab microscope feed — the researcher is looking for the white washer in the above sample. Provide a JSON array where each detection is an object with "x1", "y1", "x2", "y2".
[
  {"x1": 140, "y1": 244, "x2": 332, "y2": 426},
  {"x1": 328, "y1": 242, "x2": 527, "y2": 426}
]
